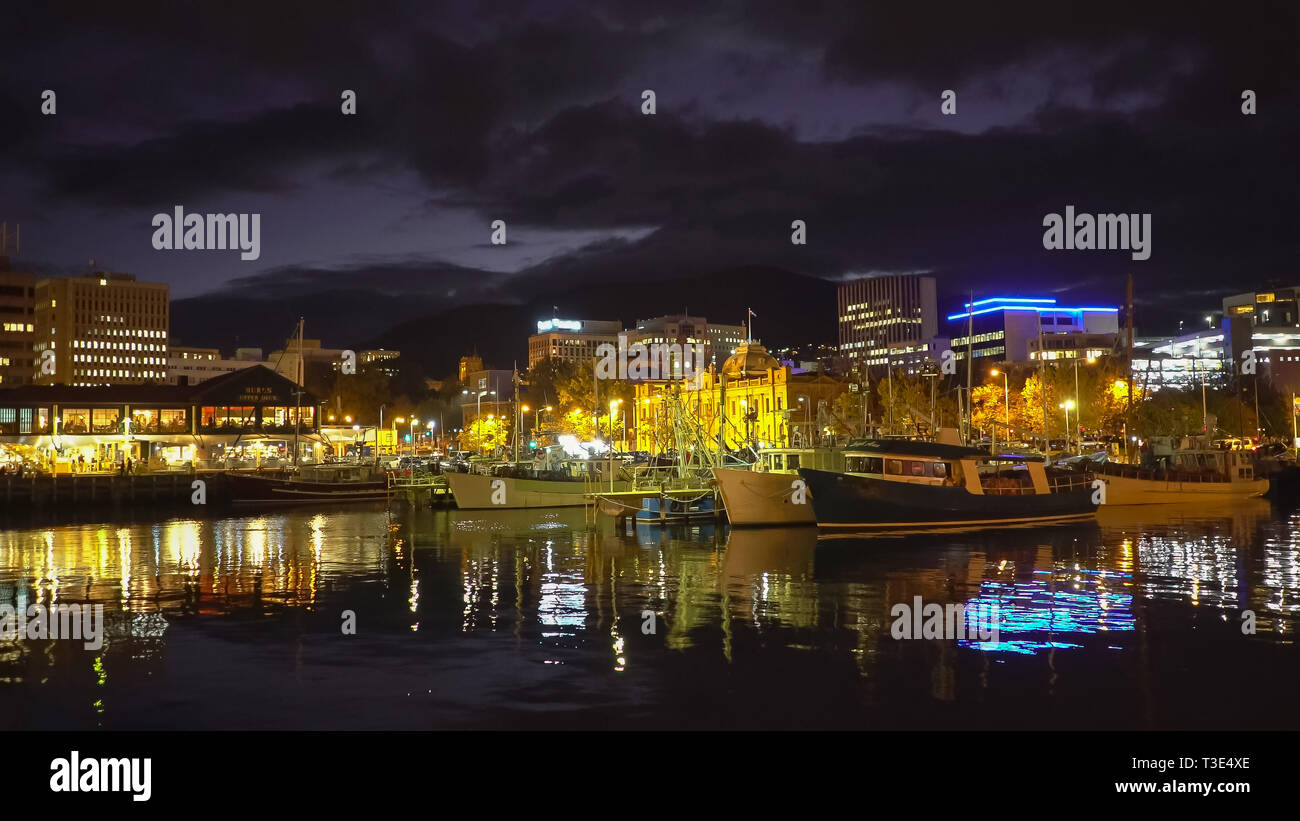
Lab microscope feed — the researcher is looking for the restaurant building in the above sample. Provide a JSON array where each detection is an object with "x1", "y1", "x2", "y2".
[{"x1": 0, "y1": 365, "x2": 324, "y2": 473}]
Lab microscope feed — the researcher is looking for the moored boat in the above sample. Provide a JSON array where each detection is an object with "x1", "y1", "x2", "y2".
[
  {"x1": 446, "y1": 460, "x2": 628, "y2": 509},
  {"x1": 713, "y1": 445, "x2": 844, "y2": 526},
  {"x1": 218, "y1": 463, "x2": 390, "y2": 504},
  {"x1": 1089, "y1": 436, "x2": 1268, "y2": 505},
  {"x1": 798, "y1": 439, "x2": 1098, "y2": 532}
]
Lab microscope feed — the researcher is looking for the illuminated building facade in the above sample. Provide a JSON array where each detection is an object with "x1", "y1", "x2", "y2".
[
  {"x1": 837, "y1": 275, "x2": 937, "y2": 367},
  {"x1": 33, "y1": 273, "x2": 169, "y2": 386},
  {"x1": 0, "y1": 365, "x2": 323, "y2": 471},
  {"x1": 527, "y1": 318, "x2": 620, "y2": 369},
  {"x1": 633, "y1": 340, "x2": 847, "y2": 452},
  {"x1": 1131, "y1": 331, "x2": 1229, "y2": 392},
  {"x1": 947, "y1": 297, "x2": 1119, "y2": 363}
]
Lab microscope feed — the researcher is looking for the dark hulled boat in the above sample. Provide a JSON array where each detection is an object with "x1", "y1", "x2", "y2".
[
  {"x1": 217, "y1": 463, "x2": 390, "y2": 504},
  {"x1": 797, "y1": 439, "x2": 1097, "y2": 531}
]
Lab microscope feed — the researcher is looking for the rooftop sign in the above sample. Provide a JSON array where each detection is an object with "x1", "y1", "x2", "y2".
[{"x1": 537, "y1": 319, "x2": 583, "y2": 333}]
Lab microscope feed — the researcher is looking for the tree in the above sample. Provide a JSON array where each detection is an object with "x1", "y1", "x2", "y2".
[{"x1": 457, "y1": 416, "x2": 508, "y2": 455}]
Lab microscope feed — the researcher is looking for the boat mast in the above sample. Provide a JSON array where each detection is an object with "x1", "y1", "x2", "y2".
[
  {"x1": 513, "y1": 361, "x2": 520, "y2": 463},
  {"x1": 294, "y1": 316, "x2": 303, "y2": 466},
  {"x1": 965, "y1": 290, "x2": 974, "y2": 445}
]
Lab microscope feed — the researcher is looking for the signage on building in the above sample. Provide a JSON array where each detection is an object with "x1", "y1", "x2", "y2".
[{"x1": 537, "y1": 319, "x2": 583, "y2": 333}]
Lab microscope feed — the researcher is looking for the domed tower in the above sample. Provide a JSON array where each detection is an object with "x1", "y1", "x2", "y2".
[{"x1": 722, "y1": 340, "x2": 780, "y2": 380}]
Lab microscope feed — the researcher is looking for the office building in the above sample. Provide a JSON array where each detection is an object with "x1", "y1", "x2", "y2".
[
  {"x1": 527, "y1": 318, "x2": 621, "y2": 369},
  {"x1": 837, "y1": 275, "x2": 937, "y2": 368},
  {"x1": 0, "y1": 259, "x2": 36, "y2": 387},
  {"x1": 947, "y1": 297, "x2": 1119, "y2": 363},
  {"x1": 165, "y1": 345, "x2": 267, "y2": 385},
  {"x1": 33, "y1": 273, "x2": 169, "y2": 386}
]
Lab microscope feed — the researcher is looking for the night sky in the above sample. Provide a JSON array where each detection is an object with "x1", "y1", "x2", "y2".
[{"x1": 3, "y1": 1, "x2": 1298, "y2": 352}]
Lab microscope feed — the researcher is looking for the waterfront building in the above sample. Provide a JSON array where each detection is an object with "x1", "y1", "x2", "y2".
[
  {"x1": 947, "y1": 297, "x2": 1119, "y2": 363},
  {"x1": 0, "y1": 259, "x2": 35, "y2": 387},
  {"x1": 633, "y1": 340, "x2": 846, "y2": 453},
  {"x1": 837, "y1": 274, "x2": 937, "y2": 367},
  {"x1": 34, "y1": 272, "x2": 169, "y2": 386},
  {"x1": 165, "y1": 345, "x2": 267, "y2": 385},
  {"x1": 527, "y1": 318, "x2": 620, "y2": 369},
  {"x1": 0, "y1": 364, "x2": 323, "y2": 472}
]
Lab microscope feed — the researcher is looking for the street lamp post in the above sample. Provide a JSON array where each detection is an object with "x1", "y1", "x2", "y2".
[{"x1": 1059, "y1": 400, "x2": 1074, "y2": 454}]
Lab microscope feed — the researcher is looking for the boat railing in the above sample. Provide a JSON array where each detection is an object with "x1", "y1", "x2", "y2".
[
  {"x1": 1097, "y1": 461, "x2": 1230, "y2": 483},
  {"x1": 1047, "y1": 471, "x2": 1095, "y2": 493}
]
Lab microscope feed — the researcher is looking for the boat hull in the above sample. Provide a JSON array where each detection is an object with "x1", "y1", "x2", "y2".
[
  {"x1": 712, "y1": 467, "x2": 815, "y2": 526},
  {"x1": 446, "y1": 471, "x2": 626, "y2": 509},
  {"x1": 1096, "y1": 472, "x2": 1268, "y2": 505},
  {"x1": 218, "y1": 471, "x2": 390, "y2": 504},
  {"x1": 797, "y1": 468, "x2": 1097, "y2": 530}
]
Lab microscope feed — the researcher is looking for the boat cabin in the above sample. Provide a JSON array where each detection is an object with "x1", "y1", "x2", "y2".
[
  {"x1": 840, "y1": 439, "x2": 1091, "y2": 496},
  {"x1": 753, "y1": 446, "x2": 845, "y2": 474}
]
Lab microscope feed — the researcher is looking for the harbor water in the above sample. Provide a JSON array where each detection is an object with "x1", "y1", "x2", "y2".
[{"x1": 1, "y1": 499, "x2": 1298, "y2": 730}]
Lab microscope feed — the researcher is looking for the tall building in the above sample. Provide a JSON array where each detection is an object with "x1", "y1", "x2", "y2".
[
  {"x1": 837, "y1": 275, "x2": 937, "y2": 367},
  {"x1": 947, "y1": 297, "x2": 1119, "y2": 363},
  {"x1": 0, "y1": 258, "x2": 36, "y2": 387},
  {"x1": 34, "y1": 273, "x2": 169, "y2": 386},
  {"x1": 527, "y1": 318, "x2": 620, "y2": 369}
]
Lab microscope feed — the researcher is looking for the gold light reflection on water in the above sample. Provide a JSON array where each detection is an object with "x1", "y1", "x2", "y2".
[
  {"x1": 116, "y1": 528, "x2": 132, "y2": 609},
  {"x1": 246, "y1": 518, "x2": 267, "y2": 573}
]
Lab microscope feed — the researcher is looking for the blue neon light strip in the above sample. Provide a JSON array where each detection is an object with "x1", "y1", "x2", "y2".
[
  {"x1": 965, "y1": 297, "x2": 1057, "y2": 308},
  {"x1": 947, "y1": 305, "x2": 1119, "y2": 321}
]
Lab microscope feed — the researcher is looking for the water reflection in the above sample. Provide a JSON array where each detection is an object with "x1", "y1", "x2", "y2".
[{"x1": 0, "y1": 497, "x2": 1296, "y2": 729}]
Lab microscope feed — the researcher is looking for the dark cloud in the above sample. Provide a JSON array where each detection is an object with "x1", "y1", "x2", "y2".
[{"x1": 2, "y1": 0, "x2": 1297, "y2": 347}]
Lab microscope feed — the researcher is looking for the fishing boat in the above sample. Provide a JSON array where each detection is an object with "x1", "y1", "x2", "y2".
[
  {"x1": 218, "y1": 463, "x2": 391, "y2": 504},
  {"x1": 797, "y1": 439, "x2": 1098, "y2": 532},
  {"x1": 446, "y1": 458, "x2": 628, "y2": 509},
  {"x1": 1088, "y1": 435, "x2": 1268, "y2": 504},
  {"x1": 712, "y1": 445, "x2": 844, "y2": 526}
]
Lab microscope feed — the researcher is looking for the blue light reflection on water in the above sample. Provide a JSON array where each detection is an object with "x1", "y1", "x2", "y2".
[{"x1": 958, "y1": 567, "x2": 1135, "y2": 656}]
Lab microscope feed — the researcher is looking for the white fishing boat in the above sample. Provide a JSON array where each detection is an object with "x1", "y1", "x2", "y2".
[
  {"x1": 446, "y1": 459, "x2": 627, "y2": 509},
  {"x1": 712, "y1": 446, "x2": 844, "y2": 526},
  {"x1": 1091, "y1": 436, "x2": 1267, "y2": 505}
]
